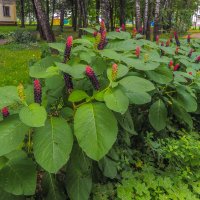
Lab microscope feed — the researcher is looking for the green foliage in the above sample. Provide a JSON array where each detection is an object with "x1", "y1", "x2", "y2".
[{"x1": 0, "y1": 29, "x2": 200, "y2": 199}]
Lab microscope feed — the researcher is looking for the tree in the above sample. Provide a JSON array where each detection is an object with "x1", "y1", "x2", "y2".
[
  {"x1": 33, "y1": 0, "x2": 55, "y2": 42},
  {"x1": 154, "y1": 0, "x2": 161, "y2": 40},
  {"x1": 101, "y1": 0, "x2": 110, "y2": 31},
  {"x1": 135, "y1": 0, "x2": 141, "y2": 31},
  {"x1": 96, "y1": 0, "x2": 100, "y2": 23},
  {"x1": 20, "y1": 0, "x2": 25, "y2": 27},
  {"x1": 143, "y1": 0, "x2": 149, "y2": 35},
  {"x1": 119, "y1": 0, "x2": 126, "y2": 26}
]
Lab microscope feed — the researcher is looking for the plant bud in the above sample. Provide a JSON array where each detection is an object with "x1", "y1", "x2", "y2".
[
  {"x1": 112, "y1": 63, "x2": 118, "y2": 81},
  {"x1": 135, "y1": 46, "x2": 141, "y2": 58},
  {"x1": 85, "y1": 66, "x2": 100, "y2": 90},
  {"x1": 17, "y1": 83, "x2": 26, "y2": 102},
  {"x1": 173, "y1": 64, "x2": 180, "y2": 71},
  {"x1": 195, "y1": 56, "x2": 200, "y2": 63}
]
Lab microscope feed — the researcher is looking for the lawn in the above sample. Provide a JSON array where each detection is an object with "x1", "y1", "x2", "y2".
[{"x1": 0, "y1": 43, "x2": 41, "y2": 86}]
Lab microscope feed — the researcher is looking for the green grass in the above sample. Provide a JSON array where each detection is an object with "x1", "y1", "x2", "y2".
[
  {"x1": 0, "y1": 25, "x2": 37, "y2": 33},
  {"x1": 0, "y1": 43, "x2": 41, "y2": 86}
]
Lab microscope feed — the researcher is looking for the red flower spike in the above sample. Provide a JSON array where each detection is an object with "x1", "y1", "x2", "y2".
[
  {"x1": 34, "y1": 79, "x2": 42, "y2": 104},
  {"x1": 98, "y1": 30, "x2": 107, "y2": 50},
  {"x1": 93, "y1": 31, "x2": 98, "y2": 37},
  {"x1": 135, "y1": 46, "x2": 141, "y2": 58},
  {"x1": 2, "y1": 107, "x2": 9, "y2": 118},
  {"x1": 116, "y1": 27, "x2": 120, "y2": 32},
  {"x1": 121, "y1": 23, "x2": 126, "y2": 31},
  {"x1": 63, "y1": 36, "x2": 73, "y2": 63},
  {"x1": 195, "y1": 56, "x2": 200, "y2": 63},
  {"x1": 161, "y1": 42, "x2": 164, "y2": 46},
  {"x1": 174, "y1": 64, "x2": 180, "y2": 71},
  {"x1": 156, "y1": 35, "x2": 159, "y2": 45},
  {"x1": 169, "y1": 60, "x2": 174, "y2": 67},
  {"x1": 188, "y1": 72, "x2": 192, "y2": 75},
  {"x1": 100, "y1": 19, "x2": 106, "y2": 33},
  {"x1": 112, "y1": 63, "x2": 118, "y2": 81},
  {"x1": 132, "y1": 28, "x2": 137, "y2": 37},
  {"x1": 85, "y1": 66, "x2": 100, "y2": 90},
  {"x1": 175, "y1": 47, "x2": 179, "y2": 54},
  {"x1": 166, "y1": 40, "x2": 170, "y2": 47},
  {"x1": 188, "y1": 49, "x2": 194, "y2": 57},
  {"x1": 139, "y1": 27, "x2": 143, "y2": 34}
]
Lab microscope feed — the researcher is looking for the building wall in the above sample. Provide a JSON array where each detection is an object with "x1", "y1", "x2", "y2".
[
  {"x1": 192, "y1": 6, "x2": 200, "y2": 27},
  {"x1": 0, "y1": 0, "x2": 16, "y2": 24}
]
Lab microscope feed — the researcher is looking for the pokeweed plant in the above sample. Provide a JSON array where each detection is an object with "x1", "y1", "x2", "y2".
[{"x1": 0, "y1": 21, "x2": 200, "y2": 199}]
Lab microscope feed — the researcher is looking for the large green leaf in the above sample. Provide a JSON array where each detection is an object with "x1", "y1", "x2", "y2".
[
  {"x1": 0, "y1": 115, "x2": 29, "y2": 156},
  {"x1": 43, "y1": 173, "x2": 66, "y2": 200},
  {"x1": 19, "y1": 103, "x2": 47, "y2": 127},
  {"x1": 29, "y1": 56, "x2": 60, "y2": 78},
  {"x1": 176, "y1": 88, "x2": 197, "y2": 112},
  {"x1": 106, "y1": 31, "x2": 131, "y2": 40},
  {"x1": 104, "y1": 88, "x2": 129, "y2": 114},
  {"x1": 74, "y1": 103, "x2": 118, "y2": 160},
  {"x1": 69, "y1": 90, "x2": 89, "y2": 103},
  {"x1": 48, "y1": 43, "x2": 65, "y2": 52},
  {"x1": 148, "y1": 100, "x2": 168, "y2": 131},
  {"x1": 0, "y1": 86, "x2": 20, "y2": 108},
  {"x1": 125, "y1": 91, "x2": 152, "y2": 105},
  {"x1": 56, "y1": 62, "x2": 85, "y2": 79},
  {"x1": 33, "y1": 117, "x2": 73, "y2": 173},
  {"x1": 106, "y1": 39, "x2": 136, "y2": 51},
  {"x1": 119, "y1": 76, "x2": 155, "y2": 93},
  {"x1": 146, "y1": 66, "x2": 173, "y2": 84},
  {"x1": 0, "y1": 188, "x2": 25, "y2": 200},
  {"x1": 66, "y1": 145, "x2": 92, "y2": 200},
  {"x1": 122, "y1": 57, "x2": 160, "y2": 71},
  {"x1": 172, "y1": 99, "x2": 193, "y2": 128},
  {"x1": 100, "y1": 49, "x2": 122, "y2": 61},
  {"x1": 0, "y1": 150, "x2": 36, "y2": 195}
]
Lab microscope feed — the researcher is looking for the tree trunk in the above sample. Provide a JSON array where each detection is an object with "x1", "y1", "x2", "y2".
[
  {"x1": 135, "y1": 0, "x2": 141, "y2": 31},
  {"x1": 96, "y1": 0, "x2": 100, "y2": 23},
  {"x1": 101, "y1": 0, "x2": 110, "y2": 31},
  {"x1": 51, "y1": 0, "x2": 56, "y2": 28},
  {"x1": 46, "y1": 0, "x2": 50, "y2": 22},
  {"x1": 33, "y1": 0, "x2": 55, "y2": 42},
  {"x1": 153, "y1": 0, "x2": 161, "y2": 41},
  {"x1": 146, "y1": 0, "x2": 153, "y2": 40},
  {"x1": 20, "y1": 0, "x2": 25, "y2": 27},
  {"x1": 119, "y1": 0, "x2": 126, "y2": 26},
  {"x1": 32, "y1": 0, "x2": 45, "y2": 39},
  {"x1": 110, "y1": 0, "x2": 114, "y2": 31},
  {"x1": 143, "y1": 0, "x2": 149, "y2": 34},
  {"x1": 60, "y1": 6, "x2": 65, "y2": 32}
]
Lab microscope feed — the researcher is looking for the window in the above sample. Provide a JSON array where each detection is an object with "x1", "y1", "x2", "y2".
[{"x1": 3, "y1": 6, "x2": 10, "y2": 17}]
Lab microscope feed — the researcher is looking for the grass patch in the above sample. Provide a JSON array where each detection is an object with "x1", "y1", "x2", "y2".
[{"x1": 0, "y1": 43, "x2": 41, "y2": 86}]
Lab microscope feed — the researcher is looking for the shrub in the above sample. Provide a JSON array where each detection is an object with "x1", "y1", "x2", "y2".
[
  {"x1": 11, "y1": 29, "x2": 36, "y2": 44},
  {"x1": 0, "y1": 22, "x2": 200, "y2": 199}
]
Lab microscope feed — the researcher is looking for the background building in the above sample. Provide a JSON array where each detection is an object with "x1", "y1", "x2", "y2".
[
  {"x1": 0, "y1": 0, "x2": 16, "y2": 25},
  {"x1": 192, "y1": 6, "x2": 200, "y2": 27}
]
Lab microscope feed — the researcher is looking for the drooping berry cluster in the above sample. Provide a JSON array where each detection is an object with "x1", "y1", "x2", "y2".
[
  {"x1": 187, "y1": 34, "x2": 191, "y2": 44},
  {"x1": 195, "y1": 56, "x2": 200, "y2": 63},
  {"x1": 85, "y1": 66, "x2": 100, "y2": 90},
  {"x1": 135, "y1": 46, "x2": 141, "y2": 58},
  {"x1": 17, "y1": 83, "x2": 26, "y2": 102},
  {"x1": 2, "y1": 107, "x2": 9, "y2": 118},
  {"x1": 63, "y1": 36, "x2": 73, "y2": 63},
  {"x1": 174, "y1": 32, "x2": 180, "y2": 46},
  {"x1": 63, "y1": 73, "x2": 73, "y2": 93},
  {"x1": 112, "y1": 63, "x2": 118, "y2": 81},
  {"x1": 34, "y1": 79, "x2": 42, "y2": 105}
]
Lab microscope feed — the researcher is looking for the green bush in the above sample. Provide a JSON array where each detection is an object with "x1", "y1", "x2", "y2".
[
  {"x1": 0, "y1": 23, "x2": 200, "y2": 199},
  {"x1": 11, "y1": 29, "x2": 36, "y2": 44}
]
